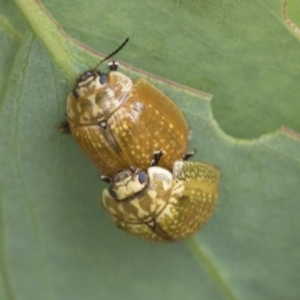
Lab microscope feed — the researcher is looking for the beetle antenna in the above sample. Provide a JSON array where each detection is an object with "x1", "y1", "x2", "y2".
[{"x1": 94, "y1": 37, "x2": 129, "y2": 71}]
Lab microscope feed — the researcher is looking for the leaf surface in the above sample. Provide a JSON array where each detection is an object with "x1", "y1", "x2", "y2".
[{"x1": 0, "y1": 1, "x2": 299, "y2": 299}]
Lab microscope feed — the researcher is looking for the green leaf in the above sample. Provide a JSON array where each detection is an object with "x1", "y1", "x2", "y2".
[{"x1": 0, "y1": 0, "x2": 299, "y2": 299}]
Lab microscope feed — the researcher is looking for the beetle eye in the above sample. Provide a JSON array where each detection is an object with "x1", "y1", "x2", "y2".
[
  {"x1": 138, "y1": 171, "x2": 147, "y2": 184},
  {"x1": 109, "y1": 186, "x2": 118, "y2": 198},
  {"x1": 99, "y1": 73, "x2": 108, "y2": 85}
]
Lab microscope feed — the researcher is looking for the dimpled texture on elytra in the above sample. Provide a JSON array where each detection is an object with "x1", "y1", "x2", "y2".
[
  {"x1": 67, "y1": 71, "x2": 189, "y2": 177},
  {"x1": 102, "y1": 161, "x2": 220, "y2": 242}
]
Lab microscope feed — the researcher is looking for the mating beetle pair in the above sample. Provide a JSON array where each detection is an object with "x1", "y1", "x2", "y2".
[{"x1": 62, "y1": 38, "x2": 220, "y2": 242}]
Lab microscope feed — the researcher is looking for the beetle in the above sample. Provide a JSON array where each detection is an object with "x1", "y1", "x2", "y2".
[
  {"x1": 101, "y1": 157, "x2": 220, "y2": 242},
  {"x1": 62, "y1": 38, "x2": 190, "y2": 177}
]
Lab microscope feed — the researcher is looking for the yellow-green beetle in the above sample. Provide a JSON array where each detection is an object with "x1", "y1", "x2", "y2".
[
  {"x1": 102, "y1": 160, "x2": 220, "y2": 242},
  {"x1": 63, "y1": 38, "x2": 189, "y2": 177}
]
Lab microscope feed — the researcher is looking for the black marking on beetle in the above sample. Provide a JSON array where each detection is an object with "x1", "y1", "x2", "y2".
[
  {"x1": 72, "y1": 89, "x2": 80, "y2": 99},
  {"x1": 146, "y1": 219, "x2": 174, "y2": 241},
  {"x1": 76, "y1": 70, "x2": 94, "y2": 83},
  {"x1": 109, "y1": 186, "x2": 118, "y2": 198},
  {"x1": 98, "y1": 121, "x2": 124, "y2": 155}
]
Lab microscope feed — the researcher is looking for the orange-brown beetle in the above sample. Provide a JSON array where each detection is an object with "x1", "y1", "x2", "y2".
[
  {"x1": 102, "y1": 159, "x2": 220, "y2": 242},
  {"x1": 64, "y1": 38, "x2": 190, "y2": 177}
]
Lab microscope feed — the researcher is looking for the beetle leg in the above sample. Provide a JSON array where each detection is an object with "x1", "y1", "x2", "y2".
[
  {"x1": 57, "y1": 121, "x2": 71, "y2": 134},
  {"x1": 150, "y1": 150, "x2": 165, "y2": 166},
  {"x1": 108, "y1": 59, "x2": 119, "y2": 71},
  {"x1": 100, "y1": 175, "x2": 111, "y2": 183},
  {"x1": 182, "y1": 149, "x2": 197, "y2": 161}
]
